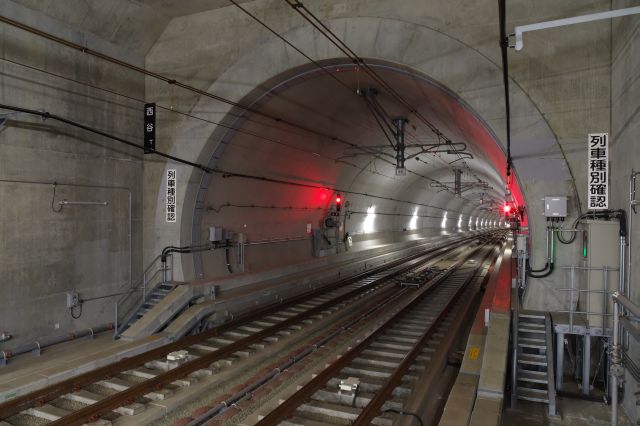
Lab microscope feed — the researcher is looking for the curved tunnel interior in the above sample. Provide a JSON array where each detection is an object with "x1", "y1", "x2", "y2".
[{"x1": 191, "y1": 60, "x2": 525, "y2": 278}]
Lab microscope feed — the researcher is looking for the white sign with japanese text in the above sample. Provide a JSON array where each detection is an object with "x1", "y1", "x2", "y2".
[
  {"x1": 587, "y1": 133, "x2": 608, "y2": 210},
  {"x1": 166, "y1": 169, "x2": 177, "y2": 222}
]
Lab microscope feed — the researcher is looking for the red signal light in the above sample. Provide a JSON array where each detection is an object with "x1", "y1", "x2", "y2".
[
  {"x1": 336, "y1": 195, "x2": 342, "y2": 204},
  {"x1": 503, "y1": 204, "x2": 512, "y2": 214},
  {"x1": 335, "y1": 194, "x2": 343, "y2": 212}
]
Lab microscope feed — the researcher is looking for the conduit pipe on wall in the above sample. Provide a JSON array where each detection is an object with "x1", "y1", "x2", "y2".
[
  {"x1": 0, "y1": 178, "x2": 133, "y2": 288},
  {"x1": 0, "y1": 323, "x2": 114, "y2": 364},
  {"x1": 0, "y1": 103, "x2": 213, "y2": 173}
]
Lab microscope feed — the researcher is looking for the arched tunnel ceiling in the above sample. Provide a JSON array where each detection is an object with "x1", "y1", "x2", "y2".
[
  {"x1": 199, "y1": 61, "x2": 518, "y2": 235},
  {"x1": 8, "y1": 0, "x2": 253, "y2": 54}
]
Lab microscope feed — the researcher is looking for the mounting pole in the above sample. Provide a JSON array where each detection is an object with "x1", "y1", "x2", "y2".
[
  {"x1": 454, "y1": 169, "x2": 463, "y2": 196},
  {"x1": 393, "y1": 118, "x2": 408, "y2": 176}
]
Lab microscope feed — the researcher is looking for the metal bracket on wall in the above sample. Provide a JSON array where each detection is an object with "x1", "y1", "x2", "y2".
[{"x1": 512, "y1": 6, "x2": 640, "y2": 51}]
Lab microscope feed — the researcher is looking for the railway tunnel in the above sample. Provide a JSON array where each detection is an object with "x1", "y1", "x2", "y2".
[{"x1": 0, "y1": 1, "x2": 639, "y2": 425}]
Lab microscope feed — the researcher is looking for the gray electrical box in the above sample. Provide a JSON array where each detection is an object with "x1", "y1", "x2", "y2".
[
  {"x1": 66, "y1": 291, "x2": 80, "y2": 308},
  {"x1": 544, "y1": 196, "x2": 567, "y2": 218},
  {"x1": 209, "y1": 226, "x2": 223, "y2": 242}
]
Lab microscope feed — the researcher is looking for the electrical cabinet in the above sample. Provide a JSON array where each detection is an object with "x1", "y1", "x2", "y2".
[
  {"x1": 579, "y1": 220, "x2": 620, "y2": 330},
  {"x1": 544, "y1": 196, "x2": 567, "y2": 218}
]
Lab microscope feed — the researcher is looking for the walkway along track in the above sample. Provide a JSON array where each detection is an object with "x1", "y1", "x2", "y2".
[
  {"x1": 179, "y1": 233, "x2": 500, "y2": 426},
  {"x1": 225, "y1": 235, "x2": 503, "y2": 426},
  {"x1": 0, "y1": 233, "x2": 494, "y2": 425}
]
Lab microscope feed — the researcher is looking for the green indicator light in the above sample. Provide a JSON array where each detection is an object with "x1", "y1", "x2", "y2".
[{"x1": 583, "y1": 246, "x2": 588, "y2": 257}]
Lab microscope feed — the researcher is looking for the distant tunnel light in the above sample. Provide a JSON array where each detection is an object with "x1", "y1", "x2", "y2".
[
  {"x1": 441, "y1": 212, "x2": 448, "y2": 229},
  {"x1": 475, "y1": 217, "x2": 480, "y2": 228},
  {"x1": 468, "y1": 216, "x2": 473, "y2": 229},
  {"x1": 457, "y1": 214, "x2": 463, "y2": 230},
  {"x1": 409, "y1": 207, "x2": 419, "y2": 230},
  {"x1": 363, "y1": 206, "x2": 376, "y2": 233}
]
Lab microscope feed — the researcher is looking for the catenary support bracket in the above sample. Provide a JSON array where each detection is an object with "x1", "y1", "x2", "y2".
[{"x1": 513, "y1": 6, "x2": 640, "y2": 51}]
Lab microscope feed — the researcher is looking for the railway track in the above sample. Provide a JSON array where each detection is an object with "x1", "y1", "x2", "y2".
[
  {"x1": 180, "y1": 234, "x2": 504, "y2": 426},
  {"x1": 179, "y1": 233, "x2": 498, "y2": 426},
  {"x1": 0, "y1": 233, "x2": 497, "y2": 426}
]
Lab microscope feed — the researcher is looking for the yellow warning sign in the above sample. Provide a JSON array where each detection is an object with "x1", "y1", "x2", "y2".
[{"x1": 469, "y1": 347, "x2": 480, "y2": 360}]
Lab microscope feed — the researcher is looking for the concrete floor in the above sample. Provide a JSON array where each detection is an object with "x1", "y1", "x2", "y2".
[{"x1": 503, "y1": 398, "x2": 636, "y2": 426}]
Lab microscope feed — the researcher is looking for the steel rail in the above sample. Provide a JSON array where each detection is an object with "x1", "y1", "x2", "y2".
[
  {"x1": 0, "y1": 236, "x2": 471, "y2": 420},
  {"x1": 395, "y1": 244, "x2": 502, "y2": 426},
  {"x1": 255, "y1": 240, "x2": 498, "y2": 425},
  {"x1": 183, "y1": 273, "x2": 416, "y2": 425},
  {"x1": 15, "y1": 237, "x2": 479, "y2": 425},
  {"x1": 354, "y1": 243, "x2": 500, "y2": 425}
]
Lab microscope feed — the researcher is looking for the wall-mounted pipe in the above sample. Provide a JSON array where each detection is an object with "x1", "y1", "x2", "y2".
[
  {"x1": 627, "y1": 171, "x2": 638, "y2": 299},
  {"x1": 0, "y1": 323, "x2": 114, "y2": 364},
  {"x1": 0, "y1": 178, "x2": 133, "y2": 288},
  {"x1": 59, "y1": 200, "x2": 108, "y2": 206}
]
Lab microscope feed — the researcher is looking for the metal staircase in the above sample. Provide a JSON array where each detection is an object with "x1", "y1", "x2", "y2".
[
  {"x1": 513, "y1": 311, "x2": 557, "y2": 414},
  {"x1": 134, "y1": 282, "x2": 177, "y2": 320},
  {"x1": 113, "y1": 254, "x2": 177, "y2": 339}
]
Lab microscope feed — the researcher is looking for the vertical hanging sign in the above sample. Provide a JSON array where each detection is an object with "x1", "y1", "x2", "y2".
[
  {"x1": 587, "y1": 133, "x2": 608, "y2": 210},
  {"x1": 166, "y1": 169, "x2": 177, "y2": 223},
  {"x1": 144, "y1": 103, "x2": 156, "y2": 153}
]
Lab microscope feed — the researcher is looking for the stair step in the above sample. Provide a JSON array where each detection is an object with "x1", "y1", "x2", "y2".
[
  {"x1": 517, "y1": 368, "x2": 546, "y2": 377},
  {"x1": 520, "y1": 313, "x2": 545, "y2": 320},
  {"x1": 518, "y1": 341, "x2": 546, "y2": 350},
  {"x1": 518, "y1": 326, "x2": 545, "y2": 334},
  {"x1": 517, "y1": 386, "x2": 549, "y2": 403},
  {"x1": 517, "y1": 354, "x2": 547, "y2": 367},
  {"x1": 519, "y1": 337, "x2": 545, "y2": 345},
  {"x1": 517, "y1": 370, "x2": 549, "y2": 384}
]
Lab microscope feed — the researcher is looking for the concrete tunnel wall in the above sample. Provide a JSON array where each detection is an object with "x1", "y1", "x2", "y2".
[
  {"x1": 0, "y1": 2, "x2": 639, "y2": 417},
  {"x1": 0, "y1": 2, "x2": 145, "y2": 346},
  {"x1": 189, "y1": 60, "x2": 511, "y2": 277},
  {"x1": 143, "y1": 8, "x2": 544, "y2": 282}
]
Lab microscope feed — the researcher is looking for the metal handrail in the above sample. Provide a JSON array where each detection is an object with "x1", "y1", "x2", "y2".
[
  {"x1": 113, "y1": 254, "x2": 173, "y2": 338},
  {"x1": 557, "y1": 265, "x2": 619, "y2": 332},
  {"x1": 510, "y1": 280, "x2": 519, "y2": 408},
  {"x1": 545, "y1": 313, "x2": 557, "y2": 415},
  {"x1": 610, "y1": 291, "x2": 639, "y2": 426}
]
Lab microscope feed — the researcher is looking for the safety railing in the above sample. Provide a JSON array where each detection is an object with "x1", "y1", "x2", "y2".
[
  {"x1": 611, "y1": 292, "x2": 640, "y2": 426},
  {"x1": 510, "y1": 283, "x2": 519, "y2": 409},
  {"x1": 113, "y1": 253, "x2": 174, "y2": 339},
  {"x1": 555, "y1": 265, "x2": 619, "y2": 333},
  {"x1": 545, "y1": 312, "x2": 557, "y2": 415}
]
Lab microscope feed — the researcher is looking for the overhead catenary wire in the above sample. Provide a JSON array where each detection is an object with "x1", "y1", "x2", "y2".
[
  {"x1": 1, "y1": 13, "x2": 497, "y2": 206},
  {"x1": 0, "y1": 41, "x2": 465, "y2": 200},
  {"x1": 226, "y1": 1, "x2": 478, "y2": 198},
  {"x1": 0, "y1": 14, "x2": 401, "y2": 164},
  {"x1": 282, "y1": 0, "x2": 481, "y2": 180},
  {"x1": 0, "y1": 101, "x2": 470, "y2": 215},
  {"x1": 2, "y1": 68, "x2": 484, "y2": 209},
  {"x1": 0, "y1": 103, "x2": 213, "y2": 173},
  {"x1": 229, "y1": 0, "x2": 494, "y2": 201}
]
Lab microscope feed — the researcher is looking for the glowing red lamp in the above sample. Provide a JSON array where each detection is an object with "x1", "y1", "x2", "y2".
[{"x1": 503, "y1": 204, "x2": 512, "y2": 214}]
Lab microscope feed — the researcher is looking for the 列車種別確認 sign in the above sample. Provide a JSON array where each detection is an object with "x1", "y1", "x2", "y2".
[
  {"x1": 587, "y1": 133, "x2": 608, "y2": 210},
  {"x1": 166, "y1": 169, "x2": 176, "y2": 222}
]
